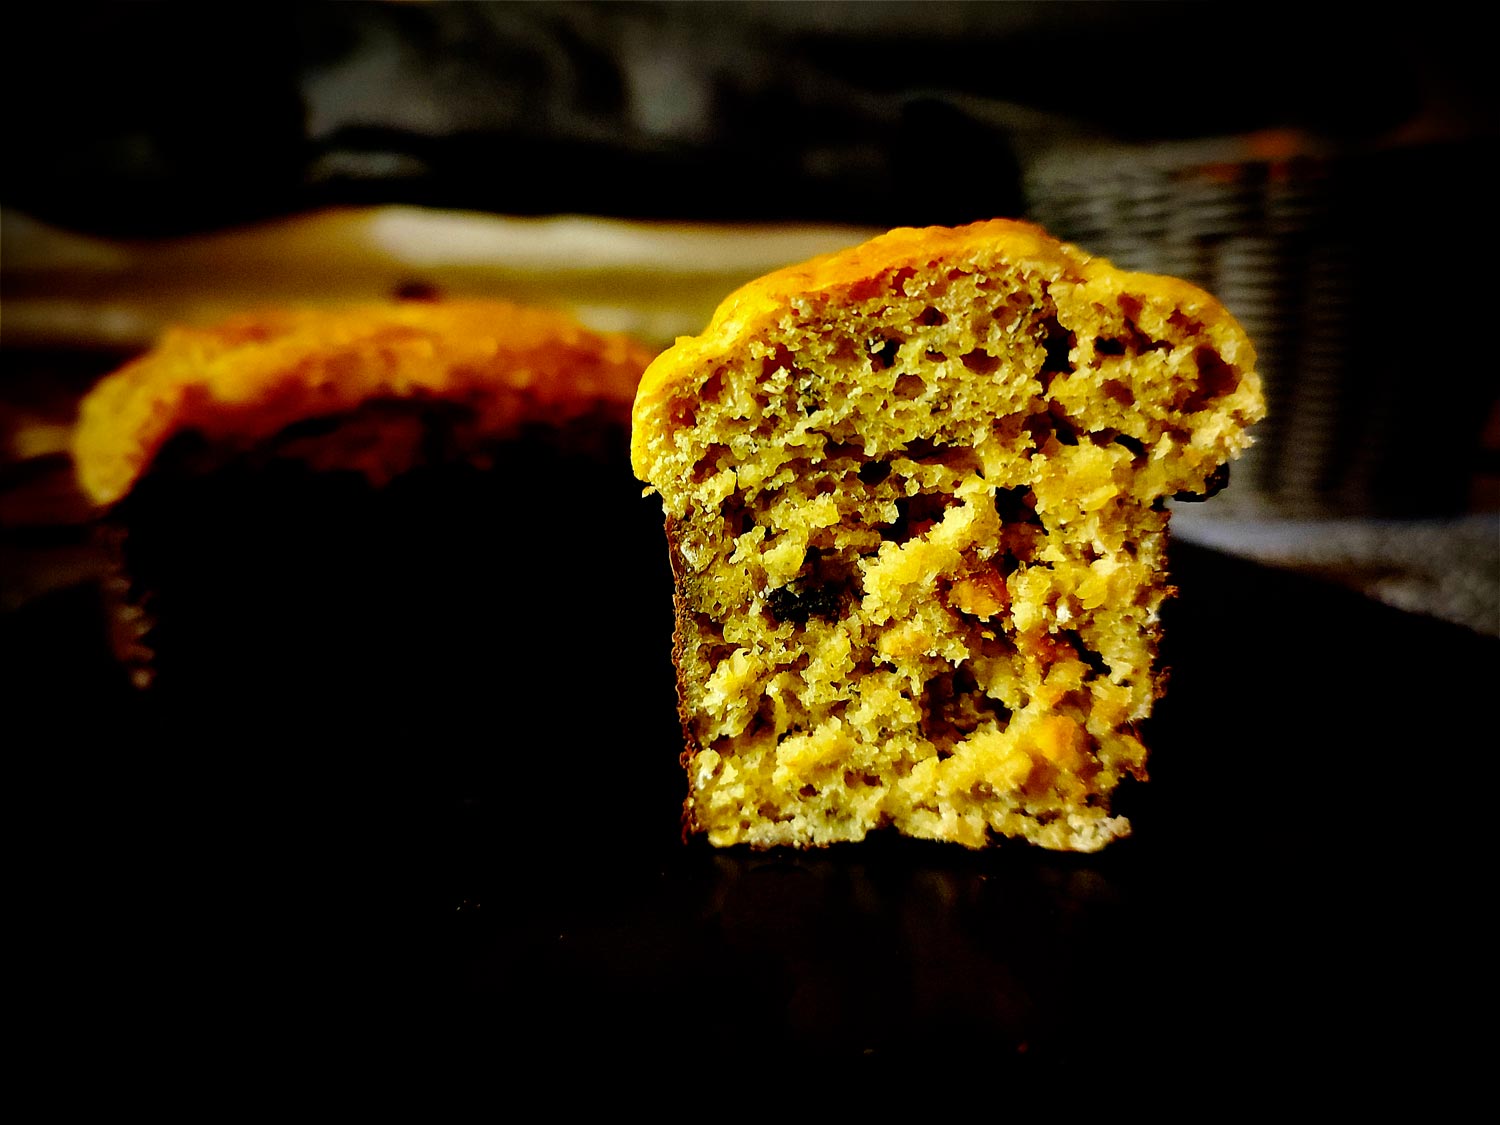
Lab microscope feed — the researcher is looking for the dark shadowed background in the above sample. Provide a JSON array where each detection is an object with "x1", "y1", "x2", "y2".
[
  {"x1": 6, "y1": 2, "x2": 1496, "y2": 231},
  {"x1": 6, "y1": 1, "x2": 1498, "y2": 519}
]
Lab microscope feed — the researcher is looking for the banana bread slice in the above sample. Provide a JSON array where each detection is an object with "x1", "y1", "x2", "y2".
[{"x1": 631, "y1": 220, "x2": 1264, "y2": 850}]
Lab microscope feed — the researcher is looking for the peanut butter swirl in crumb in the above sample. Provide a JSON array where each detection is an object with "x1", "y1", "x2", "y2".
[{"x1": 632, "y1": 219, "x2": 1264, "y2": 851}]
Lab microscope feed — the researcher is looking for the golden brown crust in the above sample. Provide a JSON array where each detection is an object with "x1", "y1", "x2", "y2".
[
  {"x1": 631, "y1": 219, "x2": 1249, "y2": 480},
  {"x1": 75, "y1": 299, "x2": 656, "y2": 507}
]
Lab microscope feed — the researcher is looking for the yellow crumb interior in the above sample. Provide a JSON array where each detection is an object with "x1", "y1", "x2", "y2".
[{"x1": 636, "y1": 250, "x2": 1261, "y2": 850}]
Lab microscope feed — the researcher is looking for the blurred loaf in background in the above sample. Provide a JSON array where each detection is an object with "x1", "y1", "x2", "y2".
[{"x1": 58, "y1": 298, "x2": 688, "y2": 832}]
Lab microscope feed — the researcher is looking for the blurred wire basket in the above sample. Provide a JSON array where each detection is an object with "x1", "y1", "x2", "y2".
[{"x1": 1025, "y1": 132, "x2": 1497, "y2": 520}]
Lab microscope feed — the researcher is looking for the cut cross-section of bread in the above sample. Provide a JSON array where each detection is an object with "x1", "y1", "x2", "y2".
[{"x1": 631, "y1": 220, "x2": 1264, "y2": 851}]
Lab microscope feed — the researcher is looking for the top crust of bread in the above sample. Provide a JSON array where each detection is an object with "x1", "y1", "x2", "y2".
[
  {"x1": 631, "y1": 219, "x2": 1250, "y2": 481},
  {"x1": 76, "y1": 299, "x2": 655, "y2": 507}
]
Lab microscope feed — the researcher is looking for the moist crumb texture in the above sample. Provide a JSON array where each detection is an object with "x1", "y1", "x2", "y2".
[{"x1": 632, "y1": 220, "x2": 1264, "y2": 851}]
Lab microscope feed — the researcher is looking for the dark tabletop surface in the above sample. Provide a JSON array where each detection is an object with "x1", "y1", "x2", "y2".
[{"x1": 8, "y1": 532, "x2": 1496, "y2": 1078}]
